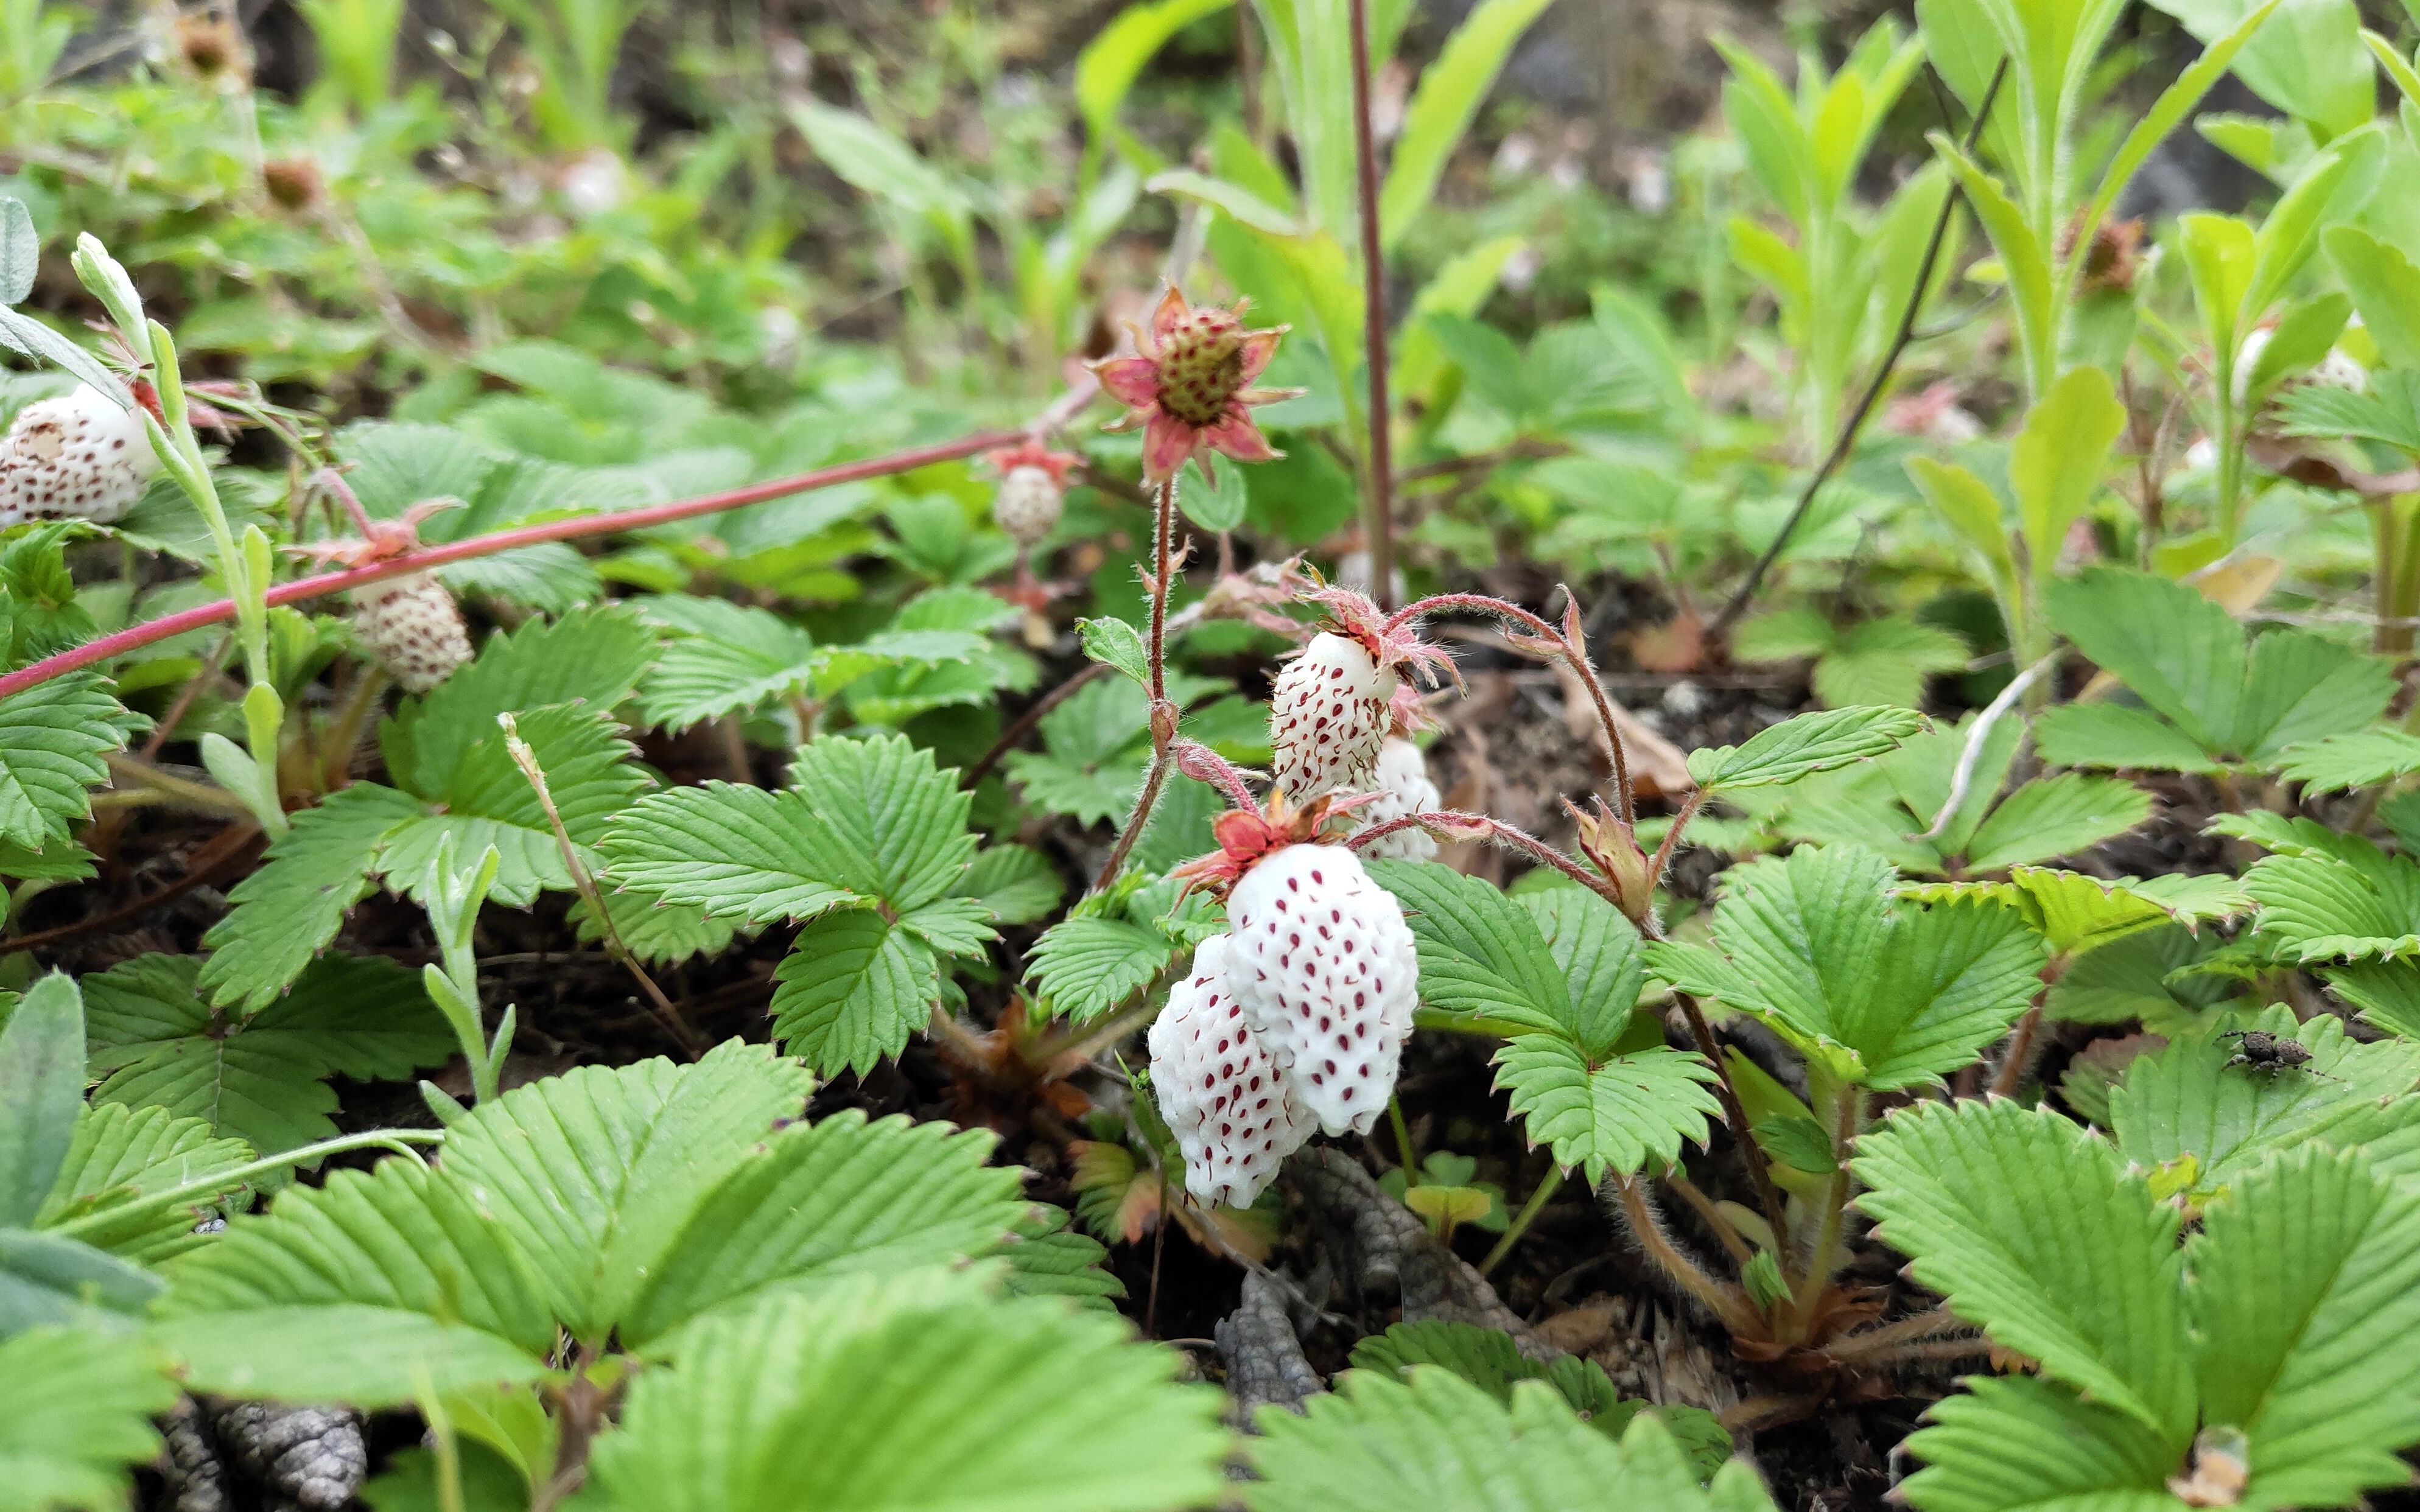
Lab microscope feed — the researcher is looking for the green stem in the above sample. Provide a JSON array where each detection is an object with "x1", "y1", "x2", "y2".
[
  {"x1": 1789, "y1": 1086, "x2": 1865, "y2": 1323},
  {"x1": 2214, "y1": 383, "x2": 2243, "y2": 544},
  {"x1": 1388, "y1": 1096, "x2": 1418, "y2": 1175},
  {"x1": 1479, "y1": 1164, "x2": 1565, "y2": 1276},
  {"x1": 46, "y1": 1129, "x2": 444, "y2": 1240}
]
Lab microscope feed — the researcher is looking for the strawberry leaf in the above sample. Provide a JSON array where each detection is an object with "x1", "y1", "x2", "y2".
[{"x1": 0, "y1": 674, "x2": 132, "y2": 850}]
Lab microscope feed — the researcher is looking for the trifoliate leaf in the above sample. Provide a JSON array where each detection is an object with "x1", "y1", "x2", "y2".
[
  {"x1": 1492, "y1": 1038, "x2": 1720, "y2": 1183},
  {"x1": 435, "y1": 1043, "x2": 813, "y2": 1345},
  {"x1": 1369, "y1": 860, "x2": 1574, "y2": 1037},
  {"x1": 1025, "y1": 917, "x2": 1175, "y2": 1023},
  {"x1": 768, "y1": 911, "x2": 942, "y2": 1074},
  {"x1": 153, "y1": 1155, "x2": 556, "y2": 1405},
  {"x1": 88, "y1": 953, "x2": 452, "y2": 1156},
  {"x1": 1686, "y1": 705, "x2": 1927, "y2": 792},
  {"x1": 2110, "y1": 1007, "x2": 2420, "y2": 1198},
  {"x1": 602, "y1": 783, "x2": 865, "y2": 924},
  {"x1": 843, "y1": 593, "x2": 1032, "y2": 727},
  {"x1": 617, "y1": 1113, "x2": 1026, "y2": 1348},
  {"x1": 0, "y1": 1327, "x2": 177, "y2": 1512},
  {"x1": 1649, "y1": 845, "x2": 2046, "y2": 1089},
  {"x1": 1006, "y1": 676, "x2": 1152, "y2": 825},
  {"x1": 1853, "y1": 1098, "x2": 2194, "y2": 1444},
  {"x1": 2175, "y1": 1146, "x2": 2420, "y2": 1505},
  {"x1": 2041, "y1": 567, "x2": 2393, "y2": 768},
  {"x1": 197, "y1": 783, "x2": 424, "y2": 1012},
  {"x1": 35, "y1": 1103, "x2": 251, "y2": 1263},
  {"x1": 584, "y1": 1280, "x2": 1229, "y2": 1512},
  {"x1": 0, "y1": 673, "x2": 132, "y2": 849}
]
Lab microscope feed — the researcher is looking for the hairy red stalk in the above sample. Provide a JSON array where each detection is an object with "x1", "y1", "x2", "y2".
[
  {"x1": 0, "y1": 427, "x2": 1026, "y2": 701},
  {"x1": 1347, "y1": 0, "x2": 1395, "y2": 612}
]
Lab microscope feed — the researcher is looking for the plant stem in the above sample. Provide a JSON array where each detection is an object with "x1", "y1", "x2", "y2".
[
  {"x1": 1673, "y1": 993, "x2": 1795, "y2": 1276},
  {"x1": 1349, "y1": 810, "x2": 1620, "y2": 905},
  {"x1": 1094, "y1": 476, "x2": 1186, "y2": 892},
  {"x1": 1610, "y1": 1172, "x2": 1760, "y2": 1335},
  {"x1": 1708, "y1": 61, "x2": 2007, "y2": 639},
  {"x1": 102, "y1": 754, "x2": 259, "y2": 819},
  {"x1": 1388, "y1": 1095, "x2": 1418, "y2": 1173},
  {"x1": 1665, "y1": 1170, "x2": 1758, "y2": 1265},
  {"x1": 1645, "y1": 788, "x2": 1706, "y2": 890},
  {"x1": 0, "y1": 427, "x2": 1034, "y2": 701},
  {"x1": 1789, "y1": 1086, "x2": 1865, "y2": 1323},
  {"x1": 1347, "y1": 0, "x2": 1395, "y2": 612},
  {"x1": 1480, "y1": 1164, "x2": 1566, "y2": 1276},
  {"x1": 46, "y1": 1128, "x2": 445, "y2": 1239}
]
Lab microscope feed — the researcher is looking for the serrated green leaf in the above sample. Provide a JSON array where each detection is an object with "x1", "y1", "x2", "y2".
[
  {"x1": 1078, "y1": 616, "x2": 1152, "y2": 688},
  {"x1": 1899, "y1": 1374, "x2": 2176, "y2": 1512},
  {"x1": 1249, "y1": 1369, "x2": 1772, "y2": 1512},
  {"x1": 36, "y1": 1103, "x2": 251, "y2": 1263},
  {"x1": 1369, "y1": 859, "x2": 1574, "y2": 1036},
  {"x1": 786, "y1": 733, "x2": 978, "y2": 911},
  {"x1": 0, "y1": 673, "x2": 130, "y2": 848},
  {"x1": 1026, "y1": 917, "x2": 1175, "y2": 1023},
  {"x1": 570, "y1": 886, "x2": 738, "y2": 968},
  {"x1": 1899, "y1": 867, "x2": 2251, "y2": 957},
  {"x1": 0, "y1": 973, "x2": 80, "y2": 1229},
  {"x1": 768, "y1": 911, "x2": 941, "y2": 1075},
  {"x1": 198, "y1": 782, "x2": 425, "y2": 1012},
  {"x1": 619, "y1": 1113, "x2": 1026, "y2": 1348},
  {"x1": 1960, "y1": 775, "x2": 2152, "y2": 872},
  {"x1": 2188, "y1": 1146, "x2": 2420, "y2": 1508},
  {"x1": 2047, "y1": 923, "x2": 2237, "y2": 1027},
  {"x1": 91, "y1": 953, "x2": 452, "y2": 1156},
  {"x1": 2034, "y1": 701, "x2": 2230, "y2": 774},
  {"x1": 155, "y1": 1156, "x2": 556, "y2": 1405},
  {"x1": 2241, "y1": 837, "x2": 2420, "y2": 962},
  {"x1": 381, "y1": 606, "x2": 655, "y2": 797},
  {"x1": 586, "y1": 1280, "x2": 1229, "y2": 1512},
  {"x1": 0, "y1": 1327, "x2": 178, "y2": 1512},
  {"x1": 1492, "y1": 1038, "x2": 1720, "y2": 1183},
  {"x1": 601, "y1": 783, "x2": 865, "y2": 925},
  {"x1": 2110, "y1": 1007, "x2": 2420, "y2": 1197},
  {"x1": 1650, "y1": 846, "x2": 2046, "y2": 1088},
  {"x1": 1853, "y1": 1099, "x2": 2194, "y2": 1446},
  {"x1": 2274, "y1": 727, "x2": 2420, "y2": 793},
  {"x1": 1687, "y1": 706, "x2": 1928, "y2": 792},
  {"x1": 636, "y1": 597, "x2": 818, "y2": 732},
  {"x1": 437, "y1": 1043, "x2": 813, "y2": 1345},
  {"x1": 958, "y1": 844, "x2": 1064, "y2": 926},
  {"x1": 1812, "y1": 618, "x2": 1971, "y2": 710},
  {"x1": 1518, "y1": 885, "x2": 1648, "y2": 1056},
  {"x1": 993, "y1": 1208, "x2": 1125, "y2": 1309}
]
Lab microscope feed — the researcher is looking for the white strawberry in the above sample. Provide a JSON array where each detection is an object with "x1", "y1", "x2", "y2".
[
  {"x1": 1353, "y1": 737, "x2": 1440, "y2": 861},
  {"x1": 349, "y1": 573, "x2": 471, "y2": 693},
  {"x1": 1269, "y1": 588, "x2": 1455, "y2": 803},
  {"x1": 982, "y1": 439, "x2": 1079, "y2": 549},
  {"x1": 1176, "y1": 797, "x2": 1419, "y2": 1137},
  {"x1": 1148, "y1": 933, "x2": 1318, "y2": 1208},
  {"x1": 0, "y1": 383, "x2": 160, "y2": 527}
]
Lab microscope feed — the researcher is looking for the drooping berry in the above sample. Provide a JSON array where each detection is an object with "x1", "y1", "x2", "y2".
[
  {"x1": 1353, "y1": 738, "x2": 1441, "y2": 861},
  {"x1": 1269, "y1": 589, "x2": 1457, "y2": 803},
  {"x1": 1224, "y1": 842, "x2": 1419, "y2": 1137},
  {"x1": 1148, "y1": 934, "x2": 1319, "y2": 1208},
  {"x1": 0, "y1": 384, "x2": 160, "y2": 527},
  {"x1": 350, "y1": 573, "x2": 472, "y2": 693},
  {"x1": 981, "y1": 438, "x2": 1079, "y2": 548},
  {"x1": 1092, "y1": 286, "x2": 1303, "y2": 483}
]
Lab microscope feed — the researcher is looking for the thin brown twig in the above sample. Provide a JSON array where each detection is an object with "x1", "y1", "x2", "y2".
[
  {"x1": 1672, "y1": 992, "x2": 1794, "y2": 1275},
  {"x1": 135, "y1": 631, "x2": 236, "y2": 763},
  {"x1": 1708, "y1": 60, "x2": 2008, "y2": 639},
  {"x1": 0, "y1": 823, "x2": 261, "y2": 956},
  {"x1": 964, "y1": 661, "x2": 1110, "y2": 788},
  {"x1": 1347, "y1": 0, "x2": 1396, "y2": 612}
]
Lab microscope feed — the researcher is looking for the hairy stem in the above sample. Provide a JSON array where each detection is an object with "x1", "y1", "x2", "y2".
[
  {"x1": 1673, "y1": 993, "x2": 1795, "y2": 1279},
  {"x1": 1347, "y1": 0, "x2": 1395, "y2": 611},
  {"x1": 1610, "y1": 1172, "x2": 1760, "y2": 1335},
  {"x1": 1665, "y1": 1170, "x2": 1758, "y2": 1266},
  {"x1": 1708, "y1": 61, "x2": 2007, "y2": 638},
  {"x1": 0, "y1": 427, "x2": 1033, "y2": 701},
  {"x1": 1645, "y1": 788, "x2": 1706, "y2": 891}
]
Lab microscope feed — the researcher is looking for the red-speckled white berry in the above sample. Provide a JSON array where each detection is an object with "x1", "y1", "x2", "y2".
[
  {"x1": 1271, "y1": 631, "x2": 1394, "y2": 802},
  {"x1": 351, "y1": 573, "x2": 472, "y2": 693},
  {"x1": 0, "y1": 384, "x2": 158, "y2": 527},
  {"x1": 1353, "y1": 737, "x2": 1440, "y2": 861},
  {"x1": 1148, "y1": 934, "x2": 1317, "y2": 1207},
  {"x1": 1226, "y1": 843, "x2": 1417, "y2": 1136}
]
